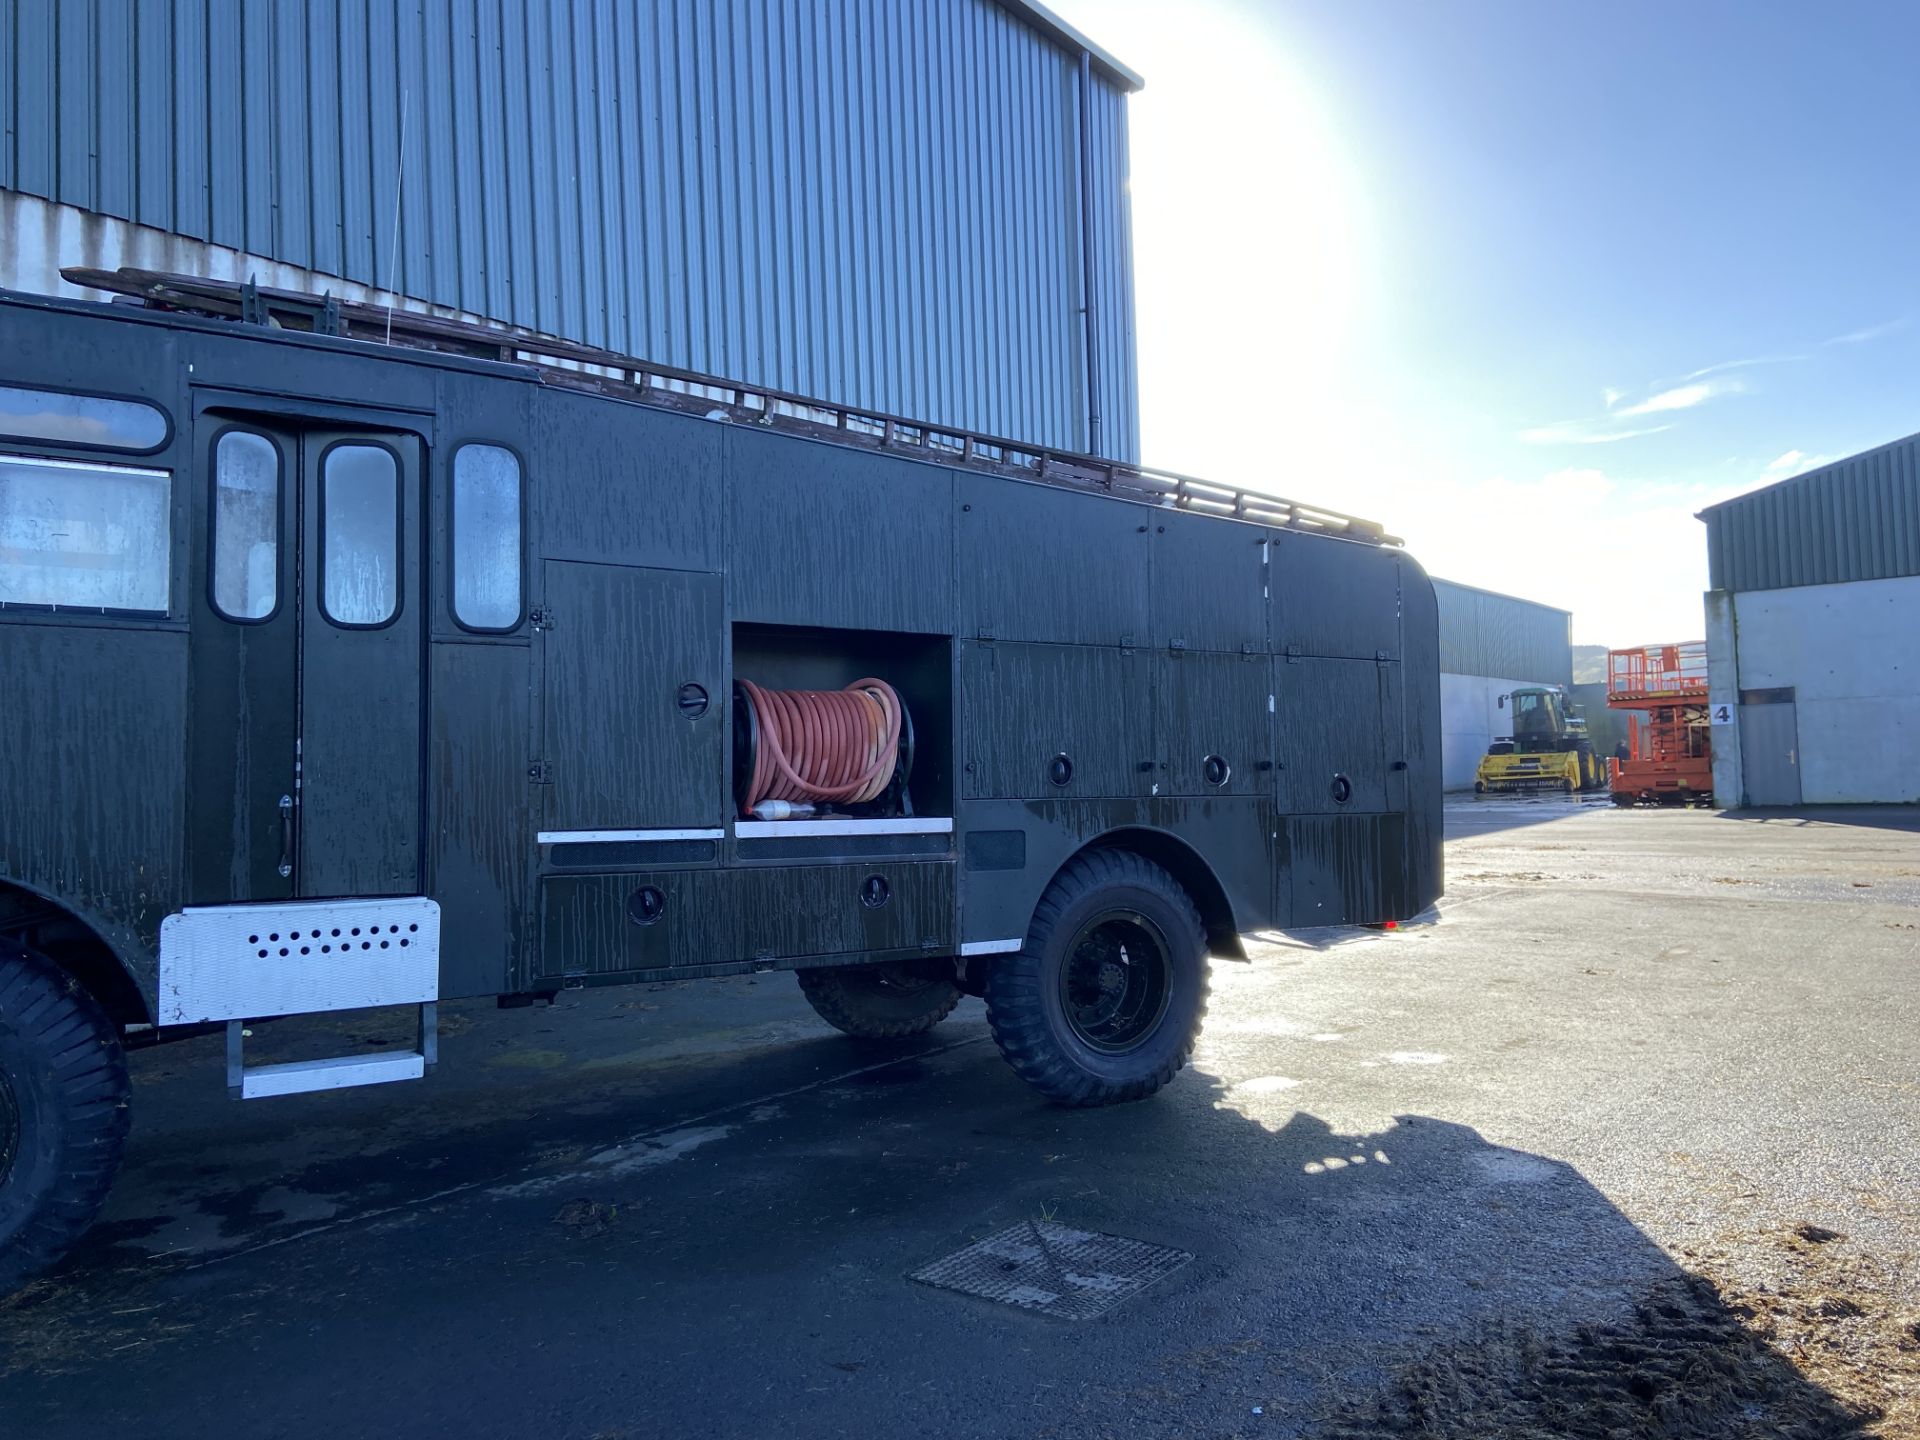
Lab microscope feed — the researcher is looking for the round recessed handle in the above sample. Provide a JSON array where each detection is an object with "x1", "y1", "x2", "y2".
[
  {"x1": 1048, "y1": 753, "x2": 1074, "y2": 787},
  {"x1": 1330, "y1": 774, "x2": 1353, "y2": 805},
  {"x1": 860, "y1": 874, "x2": 891, "y2": 909},
  {"x1": 1203, "y1": 754, "x2": 1231, "y2": 787},
  {"x1": 627, "y1": 886, "x2": 667, "y2": 926},
  {"x1": 677, "y1": 682, "x2": 710, "y2": 719}
]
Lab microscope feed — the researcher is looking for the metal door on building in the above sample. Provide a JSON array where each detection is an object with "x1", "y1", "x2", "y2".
[
  {"x1": 188, "y1": 406, "x2": 426, "y2": 903},
  {"x1": 1739, "y1": 695, "x2": 1801, "y2": 806}
]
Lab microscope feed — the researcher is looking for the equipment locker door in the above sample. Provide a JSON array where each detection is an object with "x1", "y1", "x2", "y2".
[
  {"x1": 536, "y1": 561, "x2": 727, "y2": 832},
  {"x1": 187, "y1": 410, "x2": 427, "y2": 903}
]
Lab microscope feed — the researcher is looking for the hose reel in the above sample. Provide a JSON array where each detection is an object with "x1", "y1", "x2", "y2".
[{"x1": 733, "y1": 677, "x2": 916, "y2": 820}]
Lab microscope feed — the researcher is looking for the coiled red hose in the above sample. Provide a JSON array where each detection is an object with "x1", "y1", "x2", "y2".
[{"x1": 737, "y1": 677, "x2": 904, "y2": 813}]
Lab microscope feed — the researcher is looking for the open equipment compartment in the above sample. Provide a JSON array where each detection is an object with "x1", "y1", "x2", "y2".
[{"x1": 729, "y1": 622, "x2": 955, "y2": 828}]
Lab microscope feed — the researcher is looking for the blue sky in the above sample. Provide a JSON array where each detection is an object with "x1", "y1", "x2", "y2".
[{"x1": 1053, "y1": 0, "x2": 1920, "y2": 643}]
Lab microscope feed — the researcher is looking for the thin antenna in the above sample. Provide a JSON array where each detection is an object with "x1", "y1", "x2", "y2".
[{"x1": 385, "y1": 89, "x2": 409, "y2": 345}]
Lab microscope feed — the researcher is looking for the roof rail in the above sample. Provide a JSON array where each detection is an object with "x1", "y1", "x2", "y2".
[{"x1": 62, "y1": 265, "x2": 1399, "y2": 547}]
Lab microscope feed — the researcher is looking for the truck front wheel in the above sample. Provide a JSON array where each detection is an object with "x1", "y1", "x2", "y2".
[
  {"x1": 797, "y1": 960, "x2": 962, "y2": 1039},
  {"x1": 985, "y1": 851, "x2": 1209, "y2": 1106},
  {"x1": 0, "y1": 942, "x2": 130, "y2": 1293}
]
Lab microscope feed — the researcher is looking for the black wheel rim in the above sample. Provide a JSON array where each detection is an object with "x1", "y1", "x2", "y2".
[
  {"x1": 0, "y1": 1069, "x2": 19, "y2": 1189},
  {"x1": 1058, "y1": 911, "x2": 1173, "y2": 1054}
]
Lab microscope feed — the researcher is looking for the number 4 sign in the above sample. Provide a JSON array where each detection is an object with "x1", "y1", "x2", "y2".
[{"x1": 1710, "y1": 703, "x2": 1734, "y2": 725}]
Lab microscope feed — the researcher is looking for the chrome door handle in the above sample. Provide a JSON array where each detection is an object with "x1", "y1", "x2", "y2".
[{"x1": 277, "y1": 794, "x2": 294, "y2": 879}]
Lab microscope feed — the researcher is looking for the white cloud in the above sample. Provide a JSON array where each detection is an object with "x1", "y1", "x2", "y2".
[
  {"x1": 1761, "y1": 449, "x2": 1834, "y2": 480},
  {"x1": 1678, "y1": 353, "x2": 1805, "y2": 382},
  {"x1": 1520, "y1": 375, "x2": 1743, "y2": 445},
  {"x1": 1540, "y1": 466, "x2": 1616, "y2": 500},
  {"x1": 1614, "y1": 376, "x2": 1744, "y2": 416},
  {"x1": 1823, "y1": 316, "x2": 1910, "y2": 347},
  {"x1": 1517, "y1": 419, "x2": 1673, "y2": 445}
]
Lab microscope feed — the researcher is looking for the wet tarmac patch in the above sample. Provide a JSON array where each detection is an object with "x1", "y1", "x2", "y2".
[
  {"x1": 490, "y1": 1123, "x2": 732, "y2": 1197},
  {"x1": 553, "y1": 1199, "x2": 620, "y2": 1238},
  {"x1": 841, "y1": 1059, "x2": 930, "y2": 1086}
]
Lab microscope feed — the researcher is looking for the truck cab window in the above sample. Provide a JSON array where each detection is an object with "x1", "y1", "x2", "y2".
[
  {"x1": 0, "y1": 384, "x2": 168, "y2": 452},
  {"x1": 211, "y1": 430, "x2": 279, "y2": 620},
  {"x1": 321, "y1": 443, "x2": 399, "y2": 626},
  {"x1": 452, "y1": 444, "x2": 522, "y2": 630},
  {"x1": 0, "y1": 452, "x2": 171, "y2": 613}
]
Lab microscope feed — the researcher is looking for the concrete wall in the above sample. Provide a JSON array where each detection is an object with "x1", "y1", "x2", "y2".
[
  {"x1": 1441, "y1": 672, "x2": 1550, "y2": 791},
  {"x1": 1724, "y1": 574, "x2": 1920, "y2": 804},
  {"x1": 1704, "y1": 589, "x2": 1744, "y2": 805}
]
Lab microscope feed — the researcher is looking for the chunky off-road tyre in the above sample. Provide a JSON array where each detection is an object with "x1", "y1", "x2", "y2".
[
  {"x1": 0, "y1": 942, "x2": 130, "y2": 1293},
  {"x1": 797, "y1": 960, "x2": 963, "y2": 1039},
  {"x1": 985, "y1": 850, "x2": 1209, "y2": 1106}
]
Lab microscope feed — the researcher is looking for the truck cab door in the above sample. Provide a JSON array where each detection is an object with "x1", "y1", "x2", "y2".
[
  {"x1": 186, "y1": 405, "x2": 427, "y2": 903},
  {"x1": 296, "y1": 431, "x2": 425, "y2": 896}
]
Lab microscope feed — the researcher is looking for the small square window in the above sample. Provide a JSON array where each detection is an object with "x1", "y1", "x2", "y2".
[{"x1": 0, "y1": 453, "x2": 171, "y2": 613}]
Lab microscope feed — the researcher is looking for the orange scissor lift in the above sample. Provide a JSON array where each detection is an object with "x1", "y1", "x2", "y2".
[{"x1": 1606, "y1": 642, "x2": 1714, "y2": 806}]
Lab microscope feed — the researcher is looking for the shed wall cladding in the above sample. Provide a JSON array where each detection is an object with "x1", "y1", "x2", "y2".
[
  {"x1": 1431, "y1": 579, "x2": 1572, "y2": 687},
  {"x1": 1704, "y1": 434, "x2": 1920, "y2": 593},
  {"x1": 0, "y1": 0, "x2": 1141, "y2": 459}
]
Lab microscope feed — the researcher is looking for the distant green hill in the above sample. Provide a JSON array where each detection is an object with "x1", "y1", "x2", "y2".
[{"x1": 1572, "y1": 644, "x2": 1608, "y2": 685}]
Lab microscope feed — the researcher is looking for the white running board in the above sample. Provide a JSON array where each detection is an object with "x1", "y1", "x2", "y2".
[
  {"x1": 227, "y1": 1003, "x2": 437, "y2": 1100},
  {"x1": 239, "y1": 1051, "x2": 425, "y2": 1099}
]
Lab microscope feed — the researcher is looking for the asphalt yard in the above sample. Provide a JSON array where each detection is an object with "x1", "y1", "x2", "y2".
[{"x1": 2, "y1": 796, "x2": 1916, "y2": 1438}]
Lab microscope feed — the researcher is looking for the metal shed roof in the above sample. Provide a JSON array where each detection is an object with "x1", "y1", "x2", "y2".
[
  {"x1": 1699, "y1": 433, "x2": 1920, "y2": 592},
  {"x1": 1, "y1": 0, "x2": 1145, "y2": 461},
  {"x1": 1431, "y1": 578, "x2": 1573, "y2": 688}
]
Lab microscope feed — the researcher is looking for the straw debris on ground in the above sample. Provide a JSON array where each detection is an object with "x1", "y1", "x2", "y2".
[{"x1": 1315, "y1": 1223, "x2": 1920, "y2": 1439}]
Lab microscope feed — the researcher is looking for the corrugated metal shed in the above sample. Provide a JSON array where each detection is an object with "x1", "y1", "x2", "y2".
[
  {"x1": 1701, "y1": 433, "x2": 1920, "y2": 593},
  {"x1": 0, "y1": 0, "x2": 1140, "y2": 460},
  {"x1": 1432, "y1": 578, "x2": 1573, "y2": 687}
]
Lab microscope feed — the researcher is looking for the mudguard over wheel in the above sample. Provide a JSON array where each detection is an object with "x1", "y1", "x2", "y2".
[
  {"x1": 797, "y1": 960, "x2": 962, "y2": 1039},
  {"x1": 0, "y1": 942, "x2": 131, "y2": 1292},
  {"x1": 985, "y1": 850, "x2": 1209, "y2": 1106}
]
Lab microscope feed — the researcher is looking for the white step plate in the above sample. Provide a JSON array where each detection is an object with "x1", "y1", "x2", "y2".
[
  {"x1": 158, "y1": 897, "x2": 440, "y2": 1025},
  {"x1": 733, "y1": 816, "x2": 954, "y2": 838},
  {"x1": 239, "y1": 1050, "x2": 427, "y2": 1099}
]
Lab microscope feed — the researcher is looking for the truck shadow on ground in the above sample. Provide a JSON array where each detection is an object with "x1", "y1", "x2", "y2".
[
  {"x1": 1442, "y1": 792, "x2": 1615, "y2": 838},
  {"x1": 0, "y1": 1022, "x2": 1891, "y2": 1440},
  {"x1": 1718, "y1": 805, "x2": 1920, "y2": 833},
  {"x1": 1191, "y1": 1107, "x2": 1883, "y2": 1439}
]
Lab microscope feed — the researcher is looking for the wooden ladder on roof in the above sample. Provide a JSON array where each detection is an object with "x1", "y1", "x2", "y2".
[{"x1": 59, "y1": 264, "x2": 1400, "y2": 547}]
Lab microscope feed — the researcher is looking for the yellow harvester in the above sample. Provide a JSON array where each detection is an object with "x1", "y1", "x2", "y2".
[{"x1": 1474, "y1": 686, "x2": 1607, "y2": 794}]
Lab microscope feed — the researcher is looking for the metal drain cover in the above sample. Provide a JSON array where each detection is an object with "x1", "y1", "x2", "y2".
[{"x1": 912, "y1": 1221, "x2": 1193, "y2": 1320}]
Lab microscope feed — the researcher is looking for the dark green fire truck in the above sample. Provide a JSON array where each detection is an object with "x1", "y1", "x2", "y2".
[{"x1": 0, "y1": 268, "x2": 1442, "y2": 1287}]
